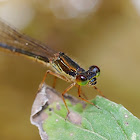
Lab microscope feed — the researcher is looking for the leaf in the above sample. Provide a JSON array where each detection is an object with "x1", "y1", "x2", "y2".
[{"x1": 31, "y1": 84, "x2": 140, "y2": 140}]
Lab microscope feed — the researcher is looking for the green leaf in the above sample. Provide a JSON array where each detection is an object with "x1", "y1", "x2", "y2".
[{"x1": 31, "y1": 85, "x2": 140, "y2": 140}]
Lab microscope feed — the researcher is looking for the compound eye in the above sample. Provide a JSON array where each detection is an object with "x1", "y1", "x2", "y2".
[
  {"x1": 76, "y1": 75, "x2": 88, "y2": 86},
  {"x1": 89, "y1": 65, "x2": 100, "y2": 77}
]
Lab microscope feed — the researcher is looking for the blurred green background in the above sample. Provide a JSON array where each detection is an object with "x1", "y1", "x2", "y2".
[{"x1": 0, "y1": 0, "x2": 140, "y2": 140}]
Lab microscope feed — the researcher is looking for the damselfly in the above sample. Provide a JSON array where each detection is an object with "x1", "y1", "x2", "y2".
[{"x1": 0, "y1": 19, "x2": 104, "y2": 118}]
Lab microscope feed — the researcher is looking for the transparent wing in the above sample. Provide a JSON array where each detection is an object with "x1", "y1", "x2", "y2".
[{"x1": 0, "y1": 19, "x2": 57, "y2": 62}]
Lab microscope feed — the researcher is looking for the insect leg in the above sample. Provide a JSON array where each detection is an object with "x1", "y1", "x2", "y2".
[
  {"x1": 75, "y1": 84, "x2": 88, "y2": 100},
  {"x1": 93, "y1": 86, "x2": 105, "y2": 97},
  {"x1": 38, "y1": 70, "x2": 70, "y2": 91},
  {"x1": 52, "y1": 76, "x2": 57, "y2": 88},
  {"x1": 61, "y1": 83, "x2": 76, "y2": 120},
  {"x1": 77, "y1": 85, "x2": 99, "y2": 109}
]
